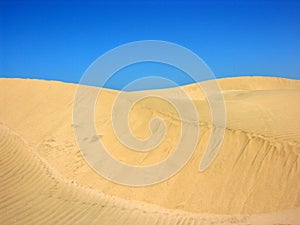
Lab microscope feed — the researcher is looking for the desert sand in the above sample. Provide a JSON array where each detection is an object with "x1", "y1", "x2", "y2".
[{"x1": 0, "y1": 76, "x2": 300, "y2": 224}]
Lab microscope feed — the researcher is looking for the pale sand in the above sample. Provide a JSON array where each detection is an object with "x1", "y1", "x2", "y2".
[{"x1": 0, "y1": 76, "x2": 299, "y2": 224}]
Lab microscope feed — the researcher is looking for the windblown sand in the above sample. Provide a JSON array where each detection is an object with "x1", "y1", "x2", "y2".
[{"x1": 0, "y1": 76, "x2": 299, "y2": 224}]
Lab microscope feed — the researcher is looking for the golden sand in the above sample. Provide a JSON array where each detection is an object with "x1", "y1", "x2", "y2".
[{"x1": 0, "y1": 76, "x2": 299, "y2": 224}]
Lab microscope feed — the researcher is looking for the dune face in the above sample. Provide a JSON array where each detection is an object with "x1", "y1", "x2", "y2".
[{"x1": 0, "y1": 76, "x2": 300, "y2": 224}]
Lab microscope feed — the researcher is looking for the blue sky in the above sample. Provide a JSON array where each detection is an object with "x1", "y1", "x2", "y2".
[{"x1": 1, "y1": 0, "x2": 300, "y2": 90}]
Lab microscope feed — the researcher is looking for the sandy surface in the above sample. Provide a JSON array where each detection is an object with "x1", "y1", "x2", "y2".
[{"x1": 0, "y1": 76, "x2": 299, "y2": 224}]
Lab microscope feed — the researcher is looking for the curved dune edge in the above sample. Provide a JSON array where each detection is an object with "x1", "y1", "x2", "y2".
[
  {"x1": 0, "y1": 76, "x2": 300, "y2": 224},
  {"x1": 0, "y1": 124, "x2": 299, "y2": 225}
]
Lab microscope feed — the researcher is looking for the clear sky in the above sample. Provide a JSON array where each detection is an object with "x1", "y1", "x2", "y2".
[{"x1": 1, "y1": 0, "x2": 300, "y2": 90}]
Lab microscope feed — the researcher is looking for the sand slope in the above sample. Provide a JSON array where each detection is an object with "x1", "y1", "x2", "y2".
[
  {"x1": 0, "y1": 124, "x2": 255, "y2": 225},
  {"x1": 0, "y1": 76, "x2": 300, "y2": 224}
]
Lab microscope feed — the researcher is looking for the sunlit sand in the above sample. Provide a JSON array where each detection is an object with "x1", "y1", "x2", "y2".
[{"x1": 0, "y1": 76, "x2": 299, "y2": 224}]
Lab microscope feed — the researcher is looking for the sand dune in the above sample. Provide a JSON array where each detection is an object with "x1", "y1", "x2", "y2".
[
  {"x1": 0, "y1": 76, "x2": 300, "y2": 224},
  {"x1": 0, "y1": 124, "x2": 253, "y2": 224}
]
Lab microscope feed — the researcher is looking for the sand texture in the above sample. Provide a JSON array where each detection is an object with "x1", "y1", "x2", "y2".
[{"x1": 0, "y1": 76, "x2": 300, "y2": 224}]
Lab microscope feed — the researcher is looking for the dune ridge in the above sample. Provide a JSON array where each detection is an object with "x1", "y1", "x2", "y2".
[
  {"x1": 1, "y1": 76, "x2": 300, "y2": 224},
  {"x1": 0, "y1": 123, "x2": 252, "y2": 224},
  {"x1": 1, "y1": 123, "x2": 299, "y2": 225}
]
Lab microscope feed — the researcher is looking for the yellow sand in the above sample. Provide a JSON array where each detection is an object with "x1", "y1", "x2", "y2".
[{"x1": 0, "y1": 76, "x2": 299, "y2": 224}]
